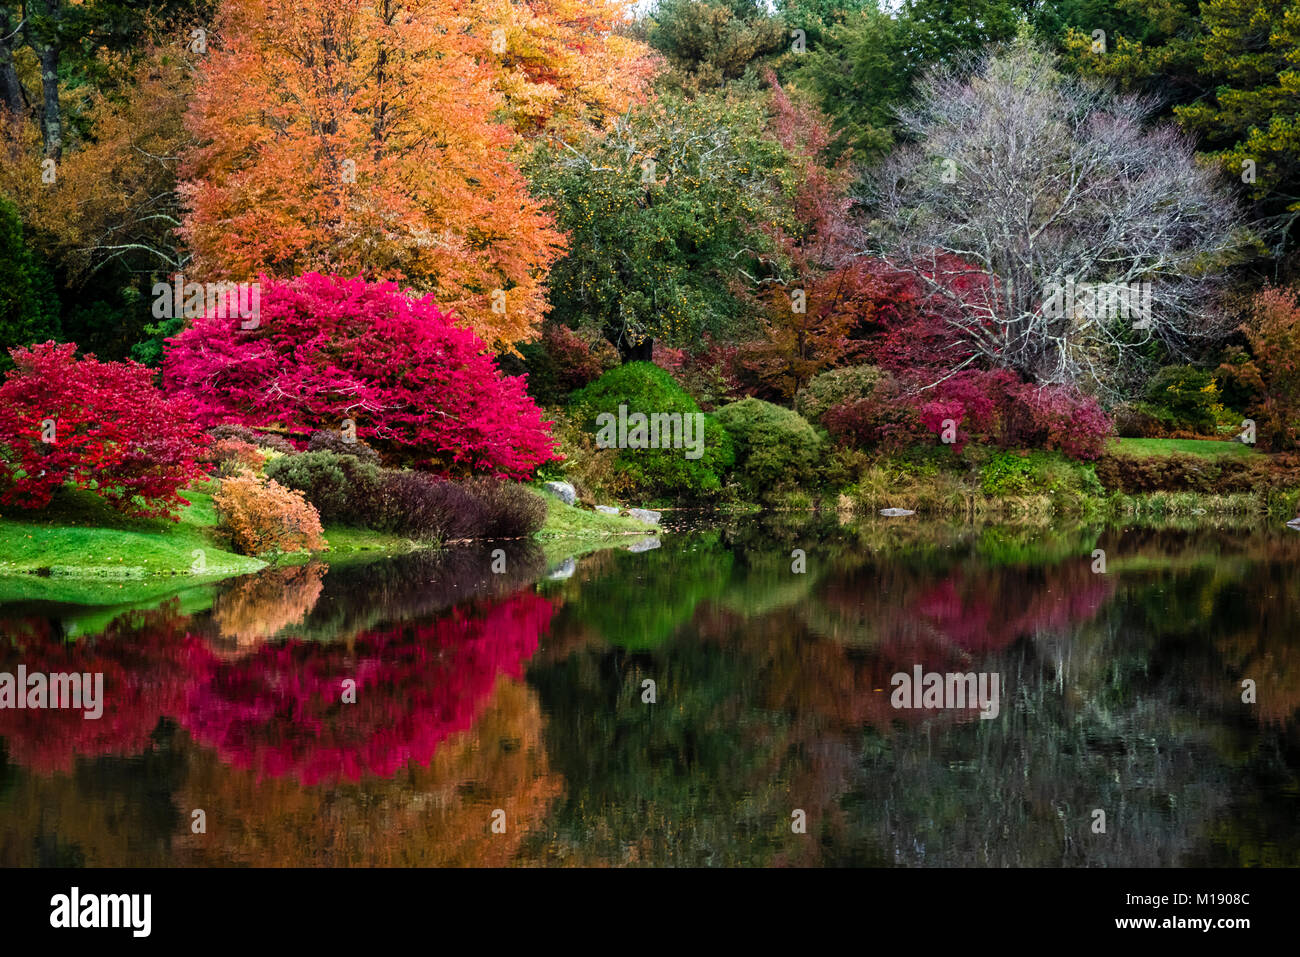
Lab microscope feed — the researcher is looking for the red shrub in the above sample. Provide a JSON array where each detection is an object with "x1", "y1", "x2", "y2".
[
  {"x1": 824, "y1": 364, "x2": 1112, "y2": 459},
  {"x1": 1007, "y1": 383, "x2": 1112, "y2": 460},
  {"x1": 655, "y1": 337, "x2": 745, "y2": 410},
  {"x1": 915, "y1": 369, "x2": 1020, "y2": 450},
  {"x1": 824, "y1": 375, "x2": 928, "y2": 452},
  {"x1": 179, "y1": 593, "x2": 554, "y2": 785},
  {"x1": 544, "y1": 324, "x2": 619, "y2": 393},
  {"x1": 0, "y1": 341, "x2": 207, "y2": 518},
  {"x1": 163, "y1": 272, "x2": 558, "y2": 479}
]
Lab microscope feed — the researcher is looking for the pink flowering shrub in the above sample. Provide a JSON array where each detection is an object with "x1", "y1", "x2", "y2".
[{"x1": 162, "y1": 273, "x2": 557, "y2": 479}]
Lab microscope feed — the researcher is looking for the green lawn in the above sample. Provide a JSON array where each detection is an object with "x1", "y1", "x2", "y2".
[
  {"x1": 1108, "y1": 437, "x2": 1258, "y2": 459},
  {"x1": 0, "y1": 483, "x2": 265, "y2": 579},
  {"x1": 0, "y1": 481, "x2": 657, "y2": 606},
  {"x1": 533, "y1": 495, "x2": 658, "y2": 539}
]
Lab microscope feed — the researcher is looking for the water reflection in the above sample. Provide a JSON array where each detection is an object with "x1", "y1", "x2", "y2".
[{"x1": 1, "y1": 517, "x2": 1298, "y2": 866}]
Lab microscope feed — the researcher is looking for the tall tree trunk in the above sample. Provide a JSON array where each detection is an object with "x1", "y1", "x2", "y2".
[
  {"x1": 33, "y1": 0, "x2": 60, "y2": 160},
  {"x1": 0, "y1": 7, "x2": 27, "y2": 116},
  {"x1": 621, "y1": 335, "x2": 653, "y2": 363}
]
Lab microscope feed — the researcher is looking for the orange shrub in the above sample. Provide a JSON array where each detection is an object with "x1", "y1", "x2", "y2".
[
  {"x1": 203, "y1": 438, "x2": 267, "y2": 477},
  {"x1": 214, "y1": 472, "x2": 325, "y2": 556}
]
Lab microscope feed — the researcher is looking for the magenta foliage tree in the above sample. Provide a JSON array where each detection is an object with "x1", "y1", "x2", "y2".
[{"x1": 162, "y1": 273, "x2": 557, "y2": 478}]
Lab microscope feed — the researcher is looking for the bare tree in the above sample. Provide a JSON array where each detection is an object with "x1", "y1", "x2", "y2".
[{"x1": 865, "y1": 39, "x2": 1246, "y2": 399}]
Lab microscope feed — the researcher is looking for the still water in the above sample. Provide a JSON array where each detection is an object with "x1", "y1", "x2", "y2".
[{"x1": 1, "y1": 515, "x2": 1297, "y2": 867}]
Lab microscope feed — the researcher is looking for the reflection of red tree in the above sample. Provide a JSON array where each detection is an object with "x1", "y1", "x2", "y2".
[
  {"x1": 915, "y1": 567, "x2": 1113, "y2": 654},
  {"x1": 179, "y1": 594, "x2": 553, "y2": 785},
  {"x1": 0, "y1": 607, "x2": 216, "y2": 773},
  {"x1": 821, "y1": 562, "x2": 1113, "y2": 658}
]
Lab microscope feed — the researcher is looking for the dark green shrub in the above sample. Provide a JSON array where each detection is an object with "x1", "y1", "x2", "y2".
[
  {"x1": 463, "y1": 478, "x2": 548, "y2": 537},
  {"x1": 264, "y1": 451, "x2": 383, "y2": 523},
  {"x1": 1139, "y1": 366, "x2": 1224, "y2": 434},
  {"x1": 569, "y1": 361, "x2": 734, "y2": 501},
  {"x1": 795, "y1": 364, "x2": 884, "y2": 425},
  {"x1": 714, "y1": 398, "x2": 822, "y2": 498},
  {"x1": 0, "y1": 197, "x2": 59, "y2": 365}
]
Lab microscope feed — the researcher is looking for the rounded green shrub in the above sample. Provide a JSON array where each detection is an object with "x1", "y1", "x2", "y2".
[
  {"x1": 795, "y1": 364, "x2": 884, "y2": 425},
  {"x1": 715, "y1": 398, "x2": 822, "y2": 498},
  {"x1": 569, "y1": 361, "x2": 734, "y2": 501},
  {"x1": 264, "y1": 451, "x2": 383, "y2": 523}
]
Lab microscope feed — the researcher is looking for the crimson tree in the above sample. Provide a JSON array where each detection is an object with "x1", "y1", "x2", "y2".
[
  {"x1": 0, "y1": 341, "x2": 208, "y2": 518},
  {"x1": 162, "y1": 273, "x2": 557, "y2": 479}
]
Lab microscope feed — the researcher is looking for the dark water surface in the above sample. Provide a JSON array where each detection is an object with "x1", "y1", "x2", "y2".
[{"x1": 2, "y1": 515, "x2": 1297, "y2": 867}]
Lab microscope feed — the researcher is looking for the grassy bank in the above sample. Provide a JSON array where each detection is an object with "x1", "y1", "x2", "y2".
[
  {"x1": 0, "y1": 480, "x2": 657, "y2": 599},
  {"x1": 812, "y1": 439, "x2": 1300, "y2": 520},
  {"x1": 533, "y1": 495, "x2": 658, "y2": 539}
]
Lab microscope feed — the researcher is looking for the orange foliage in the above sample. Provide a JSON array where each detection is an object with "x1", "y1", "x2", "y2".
[
  {"x1": 0, "y1": 42, "x2": 193, "y2": 279},
  {"x1": 210, "y1": 563, "x2": 326, "y2": 651},
  {"x1": 213, "y1": 472, "x2": 325, "y2": 555},
  {"x1": 202, "y1": 438, "x2": 266, "y2": 477},
  {"x1": 173, "y1": 678, "x2": 562, "y2": 866},
  {"x1": 473, "y1": 0, "x2": 658, "y2": 134},
  {"x1": 179, "y1": 0, "x2": 649, "y2": 348}
]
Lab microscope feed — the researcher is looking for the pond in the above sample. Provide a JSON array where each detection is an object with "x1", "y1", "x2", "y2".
[{"x1": 1, "y1": 514, "x2": 1297, "y2": 867}]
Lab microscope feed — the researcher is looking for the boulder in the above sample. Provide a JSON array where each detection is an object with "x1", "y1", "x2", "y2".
[
  {"x1": 879, "y1": 507, "x2": 916, "y2": 517},
  {"x1": 541, "y1": 481, "x2": 577, "y2": 505},
  {"x1": 627, "y1": 507, "x2": 662, "y2": 525},
  {"x1": 546, "y1": 558, "x2": 576, "y2": 580}
]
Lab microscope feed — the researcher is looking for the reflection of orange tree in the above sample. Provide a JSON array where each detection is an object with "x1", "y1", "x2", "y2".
[
  {"x1": 174, "y1": 678, "x2": 562, "y2": 866},
  {"x1": 0, "y1": 606, "x2": 216, "y2": 773},
  {"x1": 179, "y1": 593, "x2": 554, "y2": 785},
  {"x1": 0, "y1": 730, "x2": 189, "y2": 866},
  {"x1": 209, "y1": 563, "x2": 326, "y2": 653},
  {"x1": 1213, "y1": 562, "x2": 1300, "y2": 727}
]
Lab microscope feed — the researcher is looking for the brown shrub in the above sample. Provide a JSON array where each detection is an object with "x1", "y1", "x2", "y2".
[{"x1": 1095, "y1": 452, "x2": 1300, "y2": 494}]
